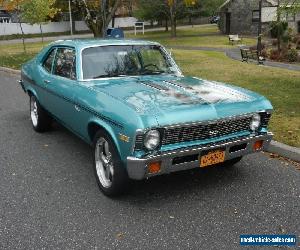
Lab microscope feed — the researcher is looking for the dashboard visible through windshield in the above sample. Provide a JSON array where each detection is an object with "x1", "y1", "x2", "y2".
[{"x1": 81, "y1": 45, "x2": 178, "y2": 80}]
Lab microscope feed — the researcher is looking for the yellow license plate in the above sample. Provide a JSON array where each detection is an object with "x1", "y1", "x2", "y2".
[{"x1": 200, "y1": 150, "x2": 225, "y2": 168}]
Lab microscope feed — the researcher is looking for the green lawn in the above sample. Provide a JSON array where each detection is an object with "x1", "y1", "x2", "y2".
[
  {"x1": 128, "y1": 25, "x2": 257, "y2": 48},
  {"x1": 0, "y1": 25, "x2": 299, "y2": 147}
]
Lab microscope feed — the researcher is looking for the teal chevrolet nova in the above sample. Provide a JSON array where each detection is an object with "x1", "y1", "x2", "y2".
[{"x1": 19, "y1": 39, "x2": 273, "y2": 196}]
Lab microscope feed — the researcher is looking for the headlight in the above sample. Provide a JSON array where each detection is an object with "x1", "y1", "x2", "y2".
[
  {"x1": 144, "y1": 130, "x2": 160, "y2": 150},
  {"x1": 250, "y1": 114, "x2": 261, "y2": 131}
]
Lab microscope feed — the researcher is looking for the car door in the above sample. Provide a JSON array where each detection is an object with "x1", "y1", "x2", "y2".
[{"x1": 43, "y1": 47, "x2": 79, "y2": 130}]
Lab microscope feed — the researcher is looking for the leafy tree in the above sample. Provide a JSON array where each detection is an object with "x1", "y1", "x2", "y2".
[
  {"x1": 20, "y1": 0, "x2": 59, "y2": 45},
  {"x1": 135, "y1": 0, "x2": 187, "y2": 37},
  {"x1": 1, "y1": 0, "x2": 26, "y2": 52},
  {"x1": 272, "y1": 0, "x2": 300, "y2": 51},
  {"x1": 134, "y1": 0, "x2": 169, "y2": 30},
  {"x1": 135, "y1": 0, "x2": 223, "y2": 37},
  {"x1": 73, "y1": 0, "x2": 121, "y2": 37}
]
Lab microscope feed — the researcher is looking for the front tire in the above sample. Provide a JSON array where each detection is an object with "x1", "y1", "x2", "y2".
[
  {"x1": 93, "y1": 130, "x2": 129, "y2": 196},
  {"x1": 30, "y1": 95, "x2": 51, "y2": 132}
]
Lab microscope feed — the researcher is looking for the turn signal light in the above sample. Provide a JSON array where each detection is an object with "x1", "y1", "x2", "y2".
[
  {"x1": 148, "y1": 161, "x2": 161, "y2": 174},
  {"x1": 253, "y1": 140, "x2": 263, "y2": 151}
]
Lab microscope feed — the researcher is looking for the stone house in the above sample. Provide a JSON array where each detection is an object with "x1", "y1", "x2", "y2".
[{"x1": 218, "y1": 0, "x2": 300, "y2": 35}]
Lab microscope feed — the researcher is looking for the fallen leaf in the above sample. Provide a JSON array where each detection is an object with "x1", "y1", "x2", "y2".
[{"x1": 116, "y1": 233, "x2": 124, "y2": 239}]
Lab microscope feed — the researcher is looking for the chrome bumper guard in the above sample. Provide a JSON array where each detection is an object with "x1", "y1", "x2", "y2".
[
  {"x1": 126, "y1": 133, "x2": 273, "y2": 180},
  {"x1": 18, "y1": 80, "x2": 26, "y2": 93}
]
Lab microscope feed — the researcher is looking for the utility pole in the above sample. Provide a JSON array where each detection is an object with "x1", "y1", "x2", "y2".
[
  {"x1": 257, "y1": 0, "x2": 262, "y2": 54},
  {"x1": 68, "y1": 0, "x2": 73, "y2": 37},
  {"x1": 102, "y1": 0, "x2": 107, "y2": 37}
]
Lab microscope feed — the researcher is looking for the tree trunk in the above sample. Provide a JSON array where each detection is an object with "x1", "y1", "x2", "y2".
[
  {"x1": 17, "y1": 16, "x2": 26, "y2": 53},
  {"x1": 189, "y1": 15, "x2": 192, "y2": 25},
  {"x1": 39, "y1": 24, "x2": 44, "y2": 46},
  {"x1": 170, "y1": 16, "x2": 176, "y2": 37},
  {"x1": 277, "y1": 0, "x2": 281, "y2": 52},
  {"x1": 112, "y1": 16, "x2": 115, "y2": 28},
  {"x1": 86, "y1": 20, "x2": 103, "y2": 38},
  {"x1": 94, "y1": 25, "x2": 103, "y2": 38},
  {"x1": 169, "y1": 1, "x2": 177, "y2": 37},
  {"x1": 165, "y1": 18, "x2": 168, "y2": 32}
]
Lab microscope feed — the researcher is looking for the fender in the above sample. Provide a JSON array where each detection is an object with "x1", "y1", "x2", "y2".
[{"x1": 87, "y1": 117, "x2": 124, "y2": 160}]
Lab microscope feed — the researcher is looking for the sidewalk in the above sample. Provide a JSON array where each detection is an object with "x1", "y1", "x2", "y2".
[{"x1": 226, "y1": 48, "x2": 300, "y2": 72}]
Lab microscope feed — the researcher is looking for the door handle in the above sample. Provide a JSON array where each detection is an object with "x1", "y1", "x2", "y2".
[
  {"x1": 74, "y1": 105, "x2": 81, "y2": 112},
  {"x1": 44, "y1": 80, "x2": 51, "y2": 84}
]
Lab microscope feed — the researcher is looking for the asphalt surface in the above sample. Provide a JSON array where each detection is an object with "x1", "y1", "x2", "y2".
[{"x1": 0, "y1": 71, "x2": 299, "y2": 249}]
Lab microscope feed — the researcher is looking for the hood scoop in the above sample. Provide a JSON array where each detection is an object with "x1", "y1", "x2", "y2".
[{"x1": 139, "y1": 81, "x2": 169, "y2": 91}]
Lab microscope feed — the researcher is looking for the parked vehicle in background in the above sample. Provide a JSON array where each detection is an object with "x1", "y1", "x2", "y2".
[
  {"x1": 210, "y1": 16, "x2": 220, "y2": 24},
  {"x1": 19, "y1": 39, "x2": 273, "y2": 196}
]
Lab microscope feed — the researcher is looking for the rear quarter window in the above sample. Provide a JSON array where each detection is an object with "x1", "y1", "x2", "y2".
[{"x1": 43, "y1": 49, "x2": 56, "y2": 73}]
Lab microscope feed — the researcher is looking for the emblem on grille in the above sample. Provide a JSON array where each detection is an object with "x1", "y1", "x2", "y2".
[{"x1": 209, "y1": 130, "x2": 219, "y2": 136}]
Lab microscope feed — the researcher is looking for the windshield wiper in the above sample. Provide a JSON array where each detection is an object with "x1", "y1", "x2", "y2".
[
  {"x1": 140, "y1": 70, "x2": 167, "y2": 75},
  {"x1": 93, "y1": 74, "x2": 127, "y2": 79}
]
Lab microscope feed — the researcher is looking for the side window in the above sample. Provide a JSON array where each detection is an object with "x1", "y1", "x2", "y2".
[
  {"x1": 43, "y1": 49, "x2": 56, "y2": 73},
  {"x1": 53, "y1": 48, "x2": 77, "y2": 80}
]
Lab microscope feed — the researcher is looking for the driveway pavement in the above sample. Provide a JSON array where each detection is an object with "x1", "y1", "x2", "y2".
[{"x1": 0, "y1": 71, "x2": 299, "y2": 249}]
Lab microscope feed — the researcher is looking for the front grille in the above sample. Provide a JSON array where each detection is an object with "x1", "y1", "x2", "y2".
[
  {"x1": 162, "y1": 116, "x2": 252, "y2": 145},
  {"x1": 260, "y1": 112, "x2": 272, "y2": 127},
  {"x1": 134, "y1": 134, "x2": 144, "y2": 150}
]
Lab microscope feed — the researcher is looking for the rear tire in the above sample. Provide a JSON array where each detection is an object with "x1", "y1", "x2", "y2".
[
  {"x1": 93, "y1": 130, "x2": 129, "y2": 196},
  {"x1": 30, "y1": 95, "x2": 52, "y2": 132}
]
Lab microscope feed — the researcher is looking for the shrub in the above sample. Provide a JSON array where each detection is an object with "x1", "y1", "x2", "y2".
[
  {"x1": 270, "y1": 21, "x2": 288, "y2": 38},
  {"x1": 295, "y1": 38, "x2": 300, "y2": 50},
  {"x1": 272, "y1": 39, "x2": 278, "y2": 46},
  {"x1": 261, "y1": 49, "x2": 269, "y2": 58},
  {"x1": 286, "y1": 49, "x2": 299, "y2": 62},
  {"x1": 269, "y1": 49, "x2": 281, "y2": 60}
]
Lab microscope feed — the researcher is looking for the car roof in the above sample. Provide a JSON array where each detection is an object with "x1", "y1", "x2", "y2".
[{"x1": 49, "y1": 39, "x2": 161, "y2": 50}]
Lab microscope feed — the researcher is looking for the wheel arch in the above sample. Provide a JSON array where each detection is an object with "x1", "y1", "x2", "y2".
[
  {"x1": 26, "y1": 86, "x2": 38, "y2": 99},
  {"x1": 87, "y1": 120, "x2": 122, "y2": 156}
]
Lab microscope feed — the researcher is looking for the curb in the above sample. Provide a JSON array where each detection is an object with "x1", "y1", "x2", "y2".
[
  {"x1": 266, "y1": 141, "x2": 300, "y2": 163},
  {"x1": 0, "y1": 66, "x2": 299, "y2": 162},
  {"x1": 0, "y1": 66, "x2": 21, "y2": 75}
]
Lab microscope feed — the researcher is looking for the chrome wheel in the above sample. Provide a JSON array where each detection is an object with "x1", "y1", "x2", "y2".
[
  {"x1": 30, "y1": 96, "x2": 38, "y2": 127},
  {"x1": 95, "y1": 137, "x2": 114, "y2": 188}
]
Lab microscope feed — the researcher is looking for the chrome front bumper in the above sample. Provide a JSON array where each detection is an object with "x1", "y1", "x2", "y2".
[{"x1": 126, "y1": 133, "x2": 273, "y2": 180}]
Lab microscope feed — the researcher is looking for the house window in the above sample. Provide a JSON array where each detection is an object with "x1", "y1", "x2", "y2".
[{"x1": 252, "y1": 10, "x2": 260, "y2": 22}]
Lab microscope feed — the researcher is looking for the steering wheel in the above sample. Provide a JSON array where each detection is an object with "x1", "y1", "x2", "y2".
[{"x1": 143, "y1": 63, "x2": 160, "y2": 71}]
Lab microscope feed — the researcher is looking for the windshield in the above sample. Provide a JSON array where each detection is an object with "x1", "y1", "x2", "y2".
[{"x1": 81, "y1": 45, "x2": 179, "y2": 80}]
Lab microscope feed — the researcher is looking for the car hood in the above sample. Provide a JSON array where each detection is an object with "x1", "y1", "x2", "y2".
[{"x1": 87, "y1": 75, "x2": 272, "y2": 127}]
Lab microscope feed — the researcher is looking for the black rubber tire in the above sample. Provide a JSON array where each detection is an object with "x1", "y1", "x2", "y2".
[
  {"x1": 93, "y1": 130, "x2": 129, "y2": 197},
  {"x1": 29, "y1": 95, "x2": 52, "y2": 133}
]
